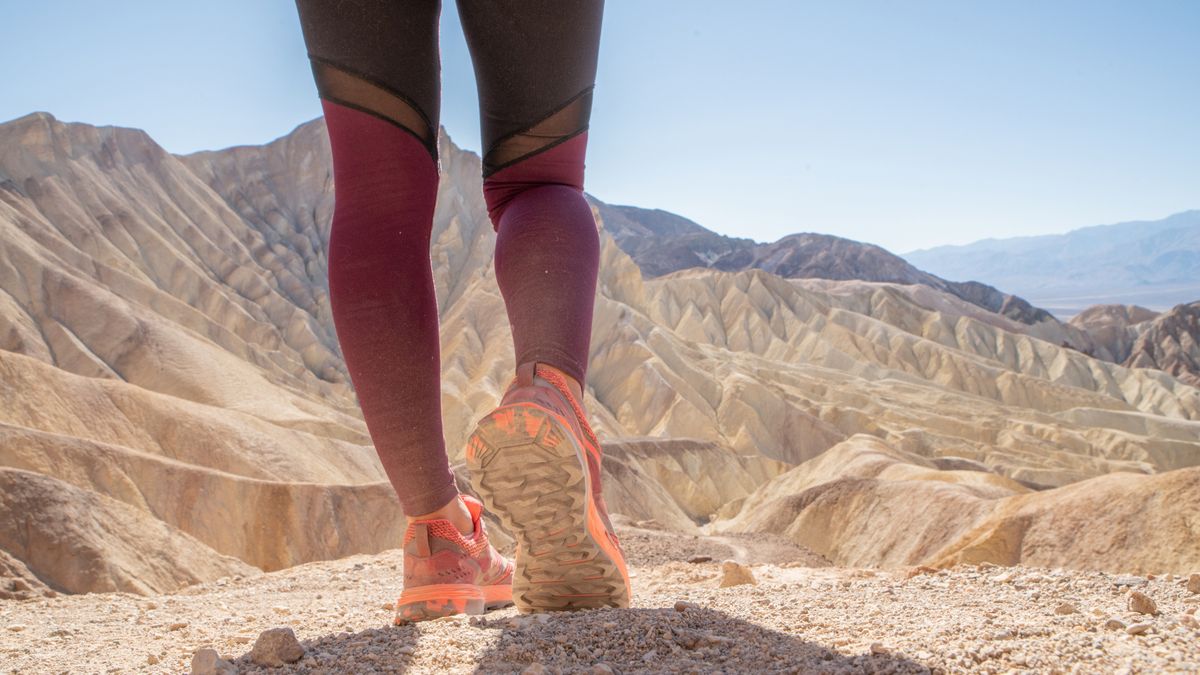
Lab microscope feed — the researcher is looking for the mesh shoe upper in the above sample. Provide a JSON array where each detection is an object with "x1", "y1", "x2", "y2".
[{"x1": 402, "y1": 494, "x2": 513, "y2": 588}]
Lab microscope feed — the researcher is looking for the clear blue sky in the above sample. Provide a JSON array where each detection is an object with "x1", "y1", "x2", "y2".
[{"x1": 2, "y1": 1, "x2": 1197, "y2": 252}]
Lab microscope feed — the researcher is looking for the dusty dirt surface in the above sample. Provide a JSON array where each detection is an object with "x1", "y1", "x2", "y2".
[{"x1": 2, "y1": 531, "x2": 1198, "y2": 674}]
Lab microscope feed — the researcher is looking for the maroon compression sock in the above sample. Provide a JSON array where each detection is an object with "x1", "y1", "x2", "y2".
[
  {"x1": 322, "y1": 99, "x2": 458, "y2": 517},
  {"x1": 486, "y1": 132, "x2": 600, "y2": 385}
]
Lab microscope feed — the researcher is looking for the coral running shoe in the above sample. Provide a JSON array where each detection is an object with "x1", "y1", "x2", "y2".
[
  {"x1": 465, "y1": 361, "x2": 631, "y2": 613},
  {"x1": 394, "y1": 494, "x2": 514, "y2": 624}
]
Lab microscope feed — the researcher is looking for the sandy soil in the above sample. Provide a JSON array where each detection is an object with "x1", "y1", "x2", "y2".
[{"x1": 2, "y1": 529, "x2": 1198, "y2": 674}]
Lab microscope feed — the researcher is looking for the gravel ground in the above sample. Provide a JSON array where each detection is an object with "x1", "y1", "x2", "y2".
[{"x1": 2, "y1": 531, "x2": 1198, "y2": 674}]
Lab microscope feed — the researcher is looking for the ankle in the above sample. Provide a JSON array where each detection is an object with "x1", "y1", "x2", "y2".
[
  {"x1": 535, "y1": 363, "x2": 584, "y2": 404},
  {"x1": 409, "y1": 495, "x2": 475, "y2": 535}
]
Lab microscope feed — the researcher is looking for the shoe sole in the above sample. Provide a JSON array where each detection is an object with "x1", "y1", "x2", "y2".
[
  {"x1": 394, "y1": 583, "x2": 513, "y2": 624},
  {"x1": 466, "y1": 402, "x2": 630, "y2": 613}
]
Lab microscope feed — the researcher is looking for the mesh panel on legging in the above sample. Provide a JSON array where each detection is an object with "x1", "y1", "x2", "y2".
[
  {"x1": 310, "y1": 58, "x2": 436, "y2": 160},
  {"x1": 482, "y1": 86, "x2": 593, "y2": 177}
]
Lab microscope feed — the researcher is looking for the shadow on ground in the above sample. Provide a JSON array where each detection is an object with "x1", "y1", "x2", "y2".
[
  {"x1": 470, "y1": 606, "x2": 928, "y2": 673},
  {"x1": 225, "y1": 605, "x2": 929, "y2": 673}
]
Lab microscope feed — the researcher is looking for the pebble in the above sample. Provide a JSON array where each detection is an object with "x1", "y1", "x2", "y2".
[
  {"x1": 1105, "y1": 618, "x2": 1128, "y2": 631},
  {"x1": 1127, "y1": 591, "x2": 1158, "y2": 615},
  {"x1": 687, "y1": 555, "x2": 713, "y2": 564},
  {"x1": 1055, "y1": 602, "x2": 1077, "y2": 615},
  {"x1": 870, "y1": 642, "x2": 890, "y2": 655},
  {"x1": 906, "y1": 566, "x2": 938, "y2": 578},
  {"x1": 1188, "y1": 574, "x2": 1200, "y2": 595},
  {"x1": 1126, "y1": 623, "x2": 1153, "y2": 636},
  {"x1": 6, "y1": 625, "x2": 25, "y2": 632},
  {"x1": 190, "y1": 648, "x2": 235, "y2": 675},
  {"x1": 250, "y1": 627, "x2": 306, "y2": 667},
  {"x1": 168, "y1": 622, "x2": 188, "y2": 631},
  {"x1": 674, "y1": 600, "x2": 700, "y2": 613},
  {"x1": 718, "y1": 561, "x2": 757, "y2": 588}
]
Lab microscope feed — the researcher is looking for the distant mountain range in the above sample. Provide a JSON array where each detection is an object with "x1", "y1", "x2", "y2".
[
  {"x1": 902, "y1": 211, "x2": 1200, "y2": 317},
  {"x1": 586, "y1": 200, "x2": 1052, "y2": 325}
]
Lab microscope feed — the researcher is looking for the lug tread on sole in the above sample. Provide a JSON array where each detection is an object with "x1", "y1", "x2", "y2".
[{"x1": 467, "y1": 404, "x2": 629, "y2": 612}]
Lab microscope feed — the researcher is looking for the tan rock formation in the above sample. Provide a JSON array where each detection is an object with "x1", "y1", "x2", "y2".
[
  {"x1": 1, "y1": 110, "x2": 1198, "y2": 593},
  {"x1": 0, "y1": 468, "x2": 254, "y2": 594},
  {"x1": 719, "y1": 435, "x2": 1200, "y2": 574},
  {"x1": 1068, "y1": 303, "x2": 1159, "y2": 362},
  {"x1": 1124, "y1": 301, "x2": 1200, "y2": 387}
]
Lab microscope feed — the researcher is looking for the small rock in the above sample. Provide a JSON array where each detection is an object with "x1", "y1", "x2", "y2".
[
  {"x1": 591, "y1": 665, "x2": 614, "y2": 674},
  {"x1": 6, "y1": 624, "x2": 25, "y2": 632},
  {"x1": 1127, "y1": 590, "x2": 1158, "y2": 615},
  {"x1": 146, "y1": 654, "x2": 159, "y2": 665},
  {"x1": 272, "y1": 605, "x2": 290, "y2": 614},
  {"x1": 1104, "y1": 618, "x2": 1127, "y2": 631},
  {"x1": 674, "y1": 600, "x2": 700, "y2": 613},
  {"x1": 382, "y1": 602, "x2": 395, "y2": 611},
  {"x1": 1055, "y1": 602, "x2": 1077, "y2": 615},
  {"x1": 1180, "y1": 614, "x2": 1199, "y2": 629},
  {"x1": 719, "y1": 561, "x2": 757, "y2": 588},
  {"x1": 250, "y1": 627, "x2": 306, "y2": 667},
  {"x1": 231, "y1": 635, "x2": 253, "y2": 644},
  {"x1": 1126, "y1": 622, "x2": 1152, "y2": 636},
  {"x1": 870, "y1": 642, "x2": 890, "y2": 655},
  {"x1": 521, "y1": 664, "x2": 546, "y2": 675},
  {"x1": 1188, "y1": 573, "x2": 1200, "y2": 595},
  {"x1": 168, "y1": 622, "x2": 188, "y2": 632},
  {"x1": 190, "y1": 648, "x2": 235, "y2": 675},
  {"x1": 687, "y1": 555, "x2": 712, "y2": 564},
  {"x1": 906, "y1": 565, "x2": 938, "y2": 579},
  {"x1": 10, "y1": 579, "x2": 30, "y2": 592}
]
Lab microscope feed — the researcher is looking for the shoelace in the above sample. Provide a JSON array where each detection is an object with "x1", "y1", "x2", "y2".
[{"x1": 528, "y1": 365, "x2": 603, "y2": 456}]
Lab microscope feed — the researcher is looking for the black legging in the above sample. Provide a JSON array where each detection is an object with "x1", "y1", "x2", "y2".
[{"x1": 294, "y1": 0, "x2": 604, "y2": 515}]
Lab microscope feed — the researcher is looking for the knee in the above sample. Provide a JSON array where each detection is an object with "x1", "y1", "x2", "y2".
[{"x1": 482, "y1": 132, "x2": 589, "y2": 230}]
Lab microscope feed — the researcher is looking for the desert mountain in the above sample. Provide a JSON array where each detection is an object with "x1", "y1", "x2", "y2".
[
  {"x1": 0, "y1": 111, "x2": 1198, "y2": 598},
  {"x1": 589, "y1": 200, "x2": 1054, "y2": 325},
  {"x1": 717, "y1": 435, "x2": 1199, "y2": 574},
  {"x1": 1065, "y1": 302, "x2": 1200, "y2": 386},
  {"x1": 1124, "y1": 301, "x2": 1200, "y2": 387},
  {"x1": 903, "y1": 210, "x2": 1200, "y2": 316},
  {"x1": 1067, "y1": 304, "x2": 1160, "y2": 362}
]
